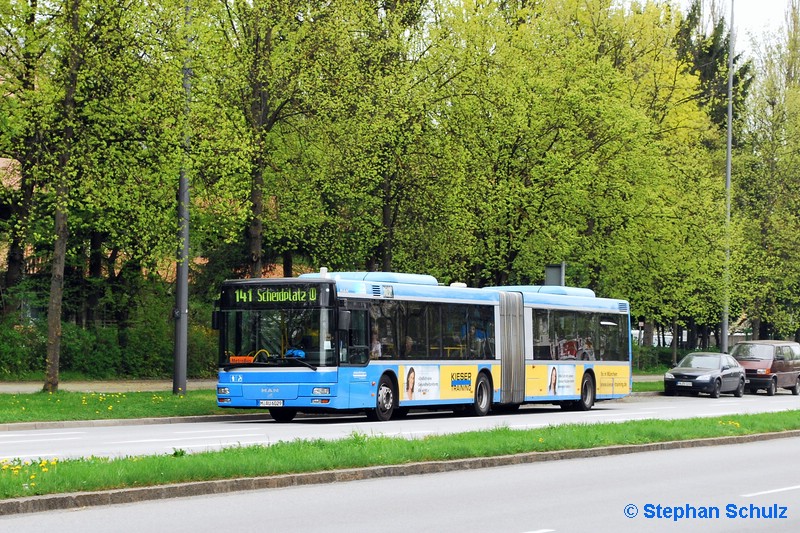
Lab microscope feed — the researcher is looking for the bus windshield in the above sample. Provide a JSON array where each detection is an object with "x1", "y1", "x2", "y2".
[{"x1": 220, "y1": 308, "x2": 336, "y2": 368}]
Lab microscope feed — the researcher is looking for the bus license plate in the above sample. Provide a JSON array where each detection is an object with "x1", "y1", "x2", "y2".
[
  {"x1": 259, "y1": 400, "x2": 283, "y2": 407},
  {"x1": 677, "y1": 381, "x2": 692, "y2": 387}
]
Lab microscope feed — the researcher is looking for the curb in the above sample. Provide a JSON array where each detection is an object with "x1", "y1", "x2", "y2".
[{"x1": 3, "y1": 429, "x2": 800, "y2": 516}]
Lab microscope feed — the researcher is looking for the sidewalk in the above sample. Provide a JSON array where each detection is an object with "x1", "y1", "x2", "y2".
[{"x1": 0, "y1": 379, "x2": 217, "y2": 394}]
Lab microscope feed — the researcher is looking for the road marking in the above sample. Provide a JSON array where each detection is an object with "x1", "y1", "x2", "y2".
[
  {"x1": 742, "y1": 484, "x2": 800, "y2": 497},
  {"x1": 0, "y1": 431, "x2": 84, "y2": 438},
  {"x1": 109, "y1": 433, "x2": 264, "y2": 444},
  {"x1": 0, "y1": 437, "x2": 82, "y2": 445}
]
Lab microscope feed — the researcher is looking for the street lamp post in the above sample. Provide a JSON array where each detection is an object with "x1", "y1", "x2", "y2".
[{"x1": 722, "y1": 0, "x2": 734, "y2": 353}]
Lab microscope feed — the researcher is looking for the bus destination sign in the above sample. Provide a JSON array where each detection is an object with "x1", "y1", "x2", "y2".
[{"x1": 223, "y1": 283, "x2": 324, "y2": 308}]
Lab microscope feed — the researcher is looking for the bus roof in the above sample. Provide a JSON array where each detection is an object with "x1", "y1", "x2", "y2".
[{"x1": 293, "y1": 271, "x2": 628, "y2": 313}]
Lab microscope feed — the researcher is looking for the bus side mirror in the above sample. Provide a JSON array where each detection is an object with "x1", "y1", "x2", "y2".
[
  {"x1": 211, "y1": 310, "x2": 221, "y2": 330},
  {"x1": 338, "y1": 310, "x2": 351, "y2": 331}
]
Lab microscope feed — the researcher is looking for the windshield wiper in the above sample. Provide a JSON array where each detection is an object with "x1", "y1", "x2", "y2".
[{"x1": 284, "y1": 355, "x2": 318, "y2": 371}]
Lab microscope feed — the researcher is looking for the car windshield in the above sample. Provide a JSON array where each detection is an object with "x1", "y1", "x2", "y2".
[
  {"x1": 677, "y1": 354, "x2": 721, "y2": 369},
  {"x1": 730, "y1": 344, "x2": 773, "y2": 360}
]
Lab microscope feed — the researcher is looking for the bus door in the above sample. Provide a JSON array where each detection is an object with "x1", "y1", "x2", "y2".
[
  {"x1": 339, "y1": 305, "x2": 374, "y2": 409},
  {"x1": 499, "y1": 292, "x2": 525, "y2": 404}
]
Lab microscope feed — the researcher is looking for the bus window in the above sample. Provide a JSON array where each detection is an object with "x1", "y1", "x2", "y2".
[
  {"x1": 576, "y1": 312, "x2": 597, "y2": 361},
  {"x1": 443, "y1": 303, "x2": 466, "y2": 358},
  {"x1": 599, "y1": 316, "x2": 628, "y2": 361},
  {"x1": 532, "y1": 308, "x2": 552, "y2": 359},
  {"x1": 344, "y1": 310, "x2": 369, "y2": 364},
  {"x1": 425, "y1": 304, "x2": 442, "y2": 359},
  {"x1": 372, "y1": 302, "x2": 399, "y2": 359},
  {"x1": 552, "y1": 310, "x2": 578, "y2": 360}
]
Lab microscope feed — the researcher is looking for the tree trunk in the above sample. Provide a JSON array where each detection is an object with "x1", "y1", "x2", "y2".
[
  {"x1": 248, "y1": 165, "x2": 264, "y2": 278},
  {"x1": 282, "y1": 250, "x2": 293, "y2": 277},
  {"x1": 671, "y1": 318, "x2": 678, "y2": 366},
  {"x1": 44, "y1": 205, "x2": 68, "y2": 393},
  {"x1": 43, "y1": 0, "x2": 81, "y2": 393},
  {"x1": 87, "y1": 230, "x2": 104, "y2": 326}
]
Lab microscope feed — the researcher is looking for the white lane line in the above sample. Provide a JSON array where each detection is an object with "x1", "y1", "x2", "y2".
[
  {"x1": 0, "y1": 431, "x2": 85, "y2": 438},
  {"x1": 0, "y1": 437, "x2": 82, "y2": 445},
  {"x1": 742, "y1": 484, "x2": 800, "y2": 498},
  {"x1": 109, "y1": 433, "x2": 264, "y2": 444}
]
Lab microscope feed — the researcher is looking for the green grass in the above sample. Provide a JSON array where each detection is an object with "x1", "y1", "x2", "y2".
[
  {"x1": 632, "y1": 380, "x2": 663, "y2": 392},
  {"x1": 0, "y1": 390, "x2": 244, "y2": 424},
  {"x1": 0, "y1": 379, "x2": 662, "y2": 424},
  {"x1": 2, "y1": 411, "x2": 798, "y2": 500}
]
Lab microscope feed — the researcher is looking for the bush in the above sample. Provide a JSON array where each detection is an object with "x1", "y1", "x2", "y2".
[
  {"x1": 0, "y1": 317, "x2": 46, "y2": 377},
  {"x1": 60, "y1": 324, "x2": 122, "y2": 379}
]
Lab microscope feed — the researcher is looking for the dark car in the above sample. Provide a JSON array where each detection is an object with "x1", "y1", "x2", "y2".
[
  {"x1": 730, "y1": 340, "x2": 800, "y2": 396},
  {"x1": 664, "y1": 353, "x2": 745, "y2": 398}
]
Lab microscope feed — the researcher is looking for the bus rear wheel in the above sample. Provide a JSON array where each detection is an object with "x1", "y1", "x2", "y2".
[
  {"x1": 367, "y1": 374, "x2": 395, "y2": 422},
  {"x1": 469, "y1": 373, "x2": 491, "y2": 416},
  {"x1": 575, "y1": 373, "x2": 595, "y2": 411}
]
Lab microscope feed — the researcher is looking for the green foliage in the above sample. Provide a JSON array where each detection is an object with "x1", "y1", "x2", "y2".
[
  {"x1": 59, "y1": 324, "x2": 121, "y2": 379},
  {"x1": 2, "y1": 0, "x2": 800, "y2": 372},
  {"x1": 0, "y1": 317, "x2": 45, "y2": 377}
]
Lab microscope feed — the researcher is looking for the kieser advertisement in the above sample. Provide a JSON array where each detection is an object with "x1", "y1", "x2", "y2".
[{"x1": 402, "y1": 365, "x2": 491, "y2": 401}]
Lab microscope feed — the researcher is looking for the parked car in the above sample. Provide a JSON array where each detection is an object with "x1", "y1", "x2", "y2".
[
  {"x1": 664, "y1": 353, "x2": 745, "y2": 398},
  {"x1": 730, "y1": 340, "x2": 800, "y2": 396}
]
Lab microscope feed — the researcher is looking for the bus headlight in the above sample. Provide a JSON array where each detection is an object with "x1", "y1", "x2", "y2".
[
  {"x1": 217, "y1": 387, "x2": 230, "y2": 395},
  {"x1": 312, "y1": 387, "x2": 330, "y2": 395}
]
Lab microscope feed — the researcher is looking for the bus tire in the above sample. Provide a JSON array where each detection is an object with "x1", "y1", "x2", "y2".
[
  {"x1": 269, "y1": 408, "x2": 297, "y2": 422},
  {"x1": 575, "y1": 372, "x2": 595, "y2": 411},
  {"x1": 367, "y1": 374, "x2": 395, "y2": 422},
  {"x1": 469, "y1": 373, "x2": 491, "y2": 416}
]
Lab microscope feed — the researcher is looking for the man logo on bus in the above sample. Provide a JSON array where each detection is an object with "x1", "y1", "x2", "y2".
[{"x1": 451, "y1": 372, "x2": 472, "y2": 392}]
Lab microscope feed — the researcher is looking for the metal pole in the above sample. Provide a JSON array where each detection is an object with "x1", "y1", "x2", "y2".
[
  {"x1": 722, "y1": 0, "x2": 734, "y2": 353},
  {"x1": 174, "y1": 0, "x2": 191, "y2": 395}
]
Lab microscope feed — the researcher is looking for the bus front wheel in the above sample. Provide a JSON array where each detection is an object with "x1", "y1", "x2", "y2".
[
  {"x1": 269, "y1": 408, "x2": 297, "y2": 423},
  {"x1": 367, "y1": 375, "x2": 395, "y2": 422}
]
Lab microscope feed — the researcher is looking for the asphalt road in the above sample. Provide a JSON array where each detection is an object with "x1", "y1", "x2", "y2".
[{"x1": 2, "y1": 436, "x2": 798, "y2": 532}]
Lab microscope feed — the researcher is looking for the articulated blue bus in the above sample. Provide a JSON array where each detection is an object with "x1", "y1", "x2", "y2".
[{"x1": 213, "y1": 270, "x2": 631, "y2": 421}]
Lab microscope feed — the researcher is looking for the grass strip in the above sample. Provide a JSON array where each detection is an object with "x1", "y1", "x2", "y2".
[
  {"x1": 2, "y1": 410, "x2": 799, "y2": 500},
  {"x1": 0, "y1": 390, "x2": 246, "y2": 423},
  {"x1": 0, "y1": 381, "x2": 664, "y2": 424}
]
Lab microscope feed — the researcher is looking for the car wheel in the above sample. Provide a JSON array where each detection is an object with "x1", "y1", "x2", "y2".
[
  {"x1": 733, "y1": 378, "x2": 745, "y2": 397},
  {"x1": 790, "y1": 376, "x2": 800, "y2": 396},
  {"x1": 664, "y1": 389, "x2": 675, "y2": 396},
  {"x1": 766, "y1": 379, "x2": 777, "y2": 396},
  {"x1": 710, "y1": 379, "x2": 721, "y2": 398}
]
